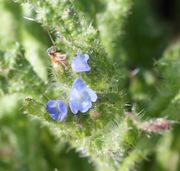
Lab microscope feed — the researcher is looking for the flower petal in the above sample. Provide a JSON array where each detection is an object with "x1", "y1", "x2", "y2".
[
  {"x1": 57, "y1": 100, "x2": 68, "y2": 121},
  {"x1": 59, "y1": 112, "x2": 68, "y2": 121},
  {"x1": 77, "y1": 51, "x2": 81, "y2": 57},
  {"x1": 79, "y1": 101, "x2": 92, "y2": 113},
  {"x1": 84, "y1": 54, "x2": 89, "y2": 61},
  {"x1": 46, "y1": 100, "x2": 60, "y2": 120},
  {"x1": 72, "y1": 78, "x2": 86, "y2": 90},
  {"x1": 46, "y1": 100, "x2": 67, "y2": 121},
  {"x1": 69, "y1": 98, "x2": 79, "y2": 114},
  {"x1": 78, "y1": 91, "x2": 92, "y2": 113},
  {"x1": 71, "y1": 52, "x2": 91, "y2": 72},
  {"x1": 86, "y1": 88, "x2": 97, "y2": 102}
]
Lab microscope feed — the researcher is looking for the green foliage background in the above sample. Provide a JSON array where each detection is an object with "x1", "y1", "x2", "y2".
[{"x1": 0, "y1": 0, "x2": 179, "y2": 171}]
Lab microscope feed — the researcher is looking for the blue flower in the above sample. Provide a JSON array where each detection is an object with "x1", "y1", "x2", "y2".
[
  {"x1": 69, "y1": 78, "x2": 97, "y2": 114},
  {"x1": 46, "y1": 100, "x2": 68, "y2": 121},
  {"x1": 71, "y1": 51, "x2": 91, "y2": 72}
]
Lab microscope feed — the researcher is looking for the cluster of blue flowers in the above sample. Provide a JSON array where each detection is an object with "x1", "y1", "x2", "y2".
[{"x1": 46, "y1": 52, "x2": 97, "y2": 121}]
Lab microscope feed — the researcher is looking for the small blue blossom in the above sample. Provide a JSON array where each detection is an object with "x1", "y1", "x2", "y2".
[
  {"x1": 46, "y1": 100, "x2": 68, "y2": 121},
  {"x1": 69, "y1": 78, "x2": 97, "y2": 114},
  {"x1": 71, "y1": 51, "x2": 91, "y2": 72}
]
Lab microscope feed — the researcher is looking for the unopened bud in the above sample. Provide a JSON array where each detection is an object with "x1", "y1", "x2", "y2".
[{"x1": 139, "y1": 118, "x2": 174, "y2": 132}]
